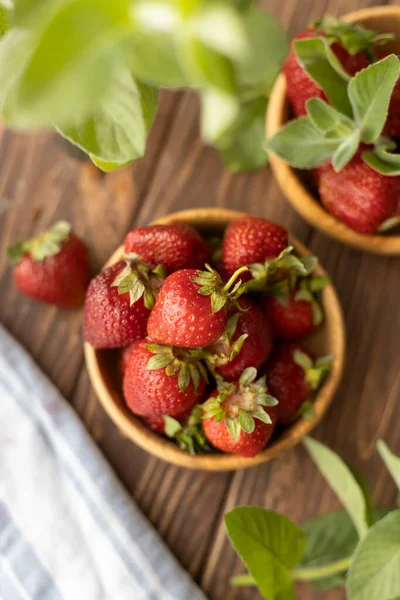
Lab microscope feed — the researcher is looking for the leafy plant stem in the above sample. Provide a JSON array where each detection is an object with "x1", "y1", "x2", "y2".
[{"x1": 231, "y1": 556, "x2": 352, "y2": 587}]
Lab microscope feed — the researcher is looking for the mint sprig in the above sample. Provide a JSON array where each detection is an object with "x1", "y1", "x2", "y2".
[
  {"x1": 226, "y1": 438, "x2": 400, "y2": 600},
  {"x1": 268, "y1": 53, "x2": 400, "y2": 175}
]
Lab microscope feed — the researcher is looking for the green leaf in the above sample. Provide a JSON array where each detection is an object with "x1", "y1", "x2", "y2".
[
  {"x1": 236, "y1": 4, "x2": 289, "y2": 92},
  {"x1": 377, "y1": 440, "x2": 400, "y2": 492},
  {"x1": 332, "y1": 129, "x2": 360, "y2": 172},
  {"x1": 294, "y1": 37, "x2": 352, "y2": 117},
  {"x1": 267, "y1": 116, "x2": 340, "y2": 169},
  {"x1": 90, "y1": 156, "x2": 130, "y2": 171},
  {"x1": 304, "y1": 437, "x2": 370, "y2": 539},
  {"x1": 293, "y1": 350, "x2": 313, "y2": 372},
  {"x1": 313, "y1": 16, "x2": 394, "y2": 56},
  {"x1": 0, "y1": 6, "x2": 8, "y2": 37},
  {"x1": 306, "y1": 97, "x2": 354, "y2": 135},
  {"x1": 239, "y1": 410, "x2": 255, "y2": 434},
  {"x1": 6, "y1": 0, "x2": 132, "y2": 128},
  {"x1": 214, "y1": 96, "x2": 269, "y2": 172},
  {"x1": 348, "y1": 55, "x2": 400, "y2": 144},
  {"x1": 57, "y1": 70, "x2": 158, "y2": 166},
  {"x1": 225, "y1": 417, "x2": 241, "y2": 442},
  {"x1": 201, "y1": 90, "x2": 239, "y2": 143},
  {"x1": 300, "y1": 508, "x2": 391, "y2": 592},
  {"x1": 239, "y1": 367, "x2": 257, "y2": 386},
  {"x1": 146, "y1": 354, "x2": 173, "y2": 371},
  {"x1": 178, "y1": 362, "x2": 191, "y2": 392},
  {"x1": 163, "y1": 415, "x2": 182, "y2": 438},
  {"x1": 362, "y1": 149, "x2": 400, "y2": 176},
  {"x1": 347, "y1": 510, "x2": 400, "y2": 600},
  {"x1": 225, "y1": 507, "x2": 305, "y2": 600}
]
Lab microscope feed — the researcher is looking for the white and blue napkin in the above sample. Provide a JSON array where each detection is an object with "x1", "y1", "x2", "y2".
[{"x1": 0, "y1": 324, "x2": 207, "y2": 600}]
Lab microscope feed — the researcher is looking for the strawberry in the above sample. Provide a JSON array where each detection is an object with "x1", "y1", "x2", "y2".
[
  {"x1": 119, "y1": 342, "x2": 138, "y2": 376},
  {"x1": 123, "y1": 339, "x2": 207, "y2": 416},
  {"x1": 7, "y1": 221, "x2": 89, "y2": 308},
  {"x1": 205, "y1": 296, "x2": 273, "y2": 381},
  {"x1": 84, "y1": 256, "x2": 165, "y2": 349},
  {"x1": 315, "y1": 148, "x2": 400, "y2": 234},
  {"x1": 202, "y1": 368, "x2": 278, "y2": 457},
  {"x1": 222, "y1": 217, "x2": 288, "y2": 278},
  {"x1": 124, "y1": 224, "x2": 210, "y2": 273},
  {"x1": 283, "y1": 18, "x2": 388, "y2": 117},
  {"x1": 263, "y1": 276, "x2": 328, "y2": 340},
  {"x1": 147, "y1": 264, "x2": 248, "y2": 348},
  {"x1": 265, "y1": 343, "x2": 332, "y2": 425}
]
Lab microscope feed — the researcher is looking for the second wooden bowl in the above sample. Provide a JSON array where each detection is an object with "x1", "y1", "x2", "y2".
[
  {"x1": 266, "y1": 6, "x2": 400, "y2": 255},
  {"x1": 84, "y1": 208, "x2": 345, "y2": 471}
]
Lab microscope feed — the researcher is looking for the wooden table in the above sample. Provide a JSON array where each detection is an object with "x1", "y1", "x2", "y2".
[{"x1": 1, "y1": 1, "x2": 399, "y2": 598}]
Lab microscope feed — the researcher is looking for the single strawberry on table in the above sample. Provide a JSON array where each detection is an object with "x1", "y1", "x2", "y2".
[
  {"x1": 263, "y1": 275, "x2": 328, "y2": 340},
  {"x1": 202, "y1": 367, "x2": 278, "y2": 458},
  {"x1": 265, "y1": 343, "x2": 332, "y2": 425},
  {"x1": 147, "y1": 264, "x2": 248, "y2": 348},
  {"x1": 124, "y1": 223, "x2": 211, "y2": 273},
  {"x1": 205, "y1": 296, "x2": 274, "y2": 381},
  {"x1": 123, "y1": 339, "x2": 208, "y2": 417},
  {"x1": 222, "y1": 216, "x2": 288, "y2": 279},
  {"x1": 84, "y1": 255, "x2": 165, "y2": 349},
  {"x1": 7, "y1": 221, "x2": 89, "y2": 308}
]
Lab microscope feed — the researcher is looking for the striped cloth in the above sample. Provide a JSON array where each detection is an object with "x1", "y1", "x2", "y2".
[{"x1": 0, "y1": 324, "x2": 207, "y2": 600}]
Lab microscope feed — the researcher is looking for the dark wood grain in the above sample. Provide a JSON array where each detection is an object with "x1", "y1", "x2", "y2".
[{"x1": 0, "y1": 1, "x2": 399, "y2": 599}]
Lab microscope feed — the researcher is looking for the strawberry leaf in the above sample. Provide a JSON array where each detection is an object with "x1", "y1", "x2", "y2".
[
  {"x1": 226, "y1": 417, "x2": 241, "y2": 442},
  {"x1": 163, "y1": 415, "x2": 182, "y2": 437},
  {"x1": 239, "y1": 366, "x2": 257, "y2": 386},
  {"x1": 178, "y1": 362, "x2": 191, "y2": 392},
  {"x1": 252, "y1": 408, "x2": 272, "y2": 425},
  {"x1": 267, "y1": 116, "x2": 340, "y2": 169},
  {"x1": 239, "y1": 410, "x2": 255, "y2": 433},
  {"x1": 293, "y1": 37, "x2": 352, "y2": 117},
  {"x1": 348, "y1": 55, "x2": 400, "y2": 144},
  {"x1": 146, "y1": 354, "x2": 173, "y2": 371},
  {"x1": 312, "y1": 16, "x2": 394, "y2": 56}
]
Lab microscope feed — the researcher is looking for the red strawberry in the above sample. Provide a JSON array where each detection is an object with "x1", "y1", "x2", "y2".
[
  {"x1": 123, "y1": 339, "x2": 207, "y2": 416},
  {"x1": 284, "y1": 28, "x2": 372, "y2": 117},
  {"x1": 147, "y1": 265, "x2": 248, "y2": 348},
  {"x1": 124, "y1": 224, "x2": 210, "y2": 273},
  {"x1": 84, "y1": 256, "x2": 165, "y2": 349},
  {"x1": 265, "y1": 343, "x2": 332, "y2": 425},
  {"x1": 206, "y1": 296, "x2": 273, "y2": 381},
  {"x1": 222, "y1": 217, "x2": 288, "y2": 278},
  {"x1": 202, "y1": 368, "x2": 278, "y2": 457},
  {"x1": 7, "y1": 221, "x2": 89, "y2": 308},
  {"x1": 263, "y1": 276, "x2": 327, "y2": 340},
  {"x1": 119, "y1": 342, "x2": 138, "y2": 376},
  {"x1": 315, "y1": 148, "x2": 400, "y2": 234}
]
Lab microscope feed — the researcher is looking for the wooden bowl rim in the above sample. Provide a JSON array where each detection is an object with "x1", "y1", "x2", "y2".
[
  {"x1": 85, "y1": 208, "x2": 345, "y2": 471},
  {"x1": 266, "y1": 6, "x2": 400, "y2": 256}
]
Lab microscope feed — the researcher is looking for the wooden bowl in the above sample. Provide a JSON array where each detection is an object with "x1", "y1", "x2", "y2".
[
  {"x1": 84, "y1": 208, "x2": 345, "y2": 471},
  {"x1": 266, "y1": 6, "x2": 400, "y2": 255}
]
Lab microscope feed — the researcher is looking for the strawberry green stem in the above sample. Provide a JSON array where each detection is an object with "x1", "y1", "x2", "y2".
[
  {"x1": 222, "y1": 266, "x2": 249, "y2": 293},
  {"x1": 230, "y1": 556, "x2": 352, "y2": 587}
]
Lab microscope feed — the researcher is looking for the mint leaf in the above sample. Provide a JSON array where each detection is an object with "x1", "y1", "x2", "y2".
[
  {"x1": 294, "y1": 37, "x2": 352, "y2": 117},
  {"x1": 267, "y1": 116, "x2": 340, "y2": 169},
  {"x1": 304, "y1": 437, "x2": 370, "y2": 538},
  {"x1": 332, "y1": 130, "x2": 360, "y2": 171},
  {"x1": 225, "y1": 507, "x2": 305, "y2": 600},
  {"x1": 6, "y1": 0, "x2": 131, "y2": 127},
  {"x1": 57, "y1": 70, "x2": 157, "y2": 167},
  {"x1": 362, "y1": 148, "x2": 400, "y2": 176},
  {"x1": 313, "y1": 16, "x2": 394, "y2": 56},
  {"x1": 215, "y1": 96, "x2": 269, "y2": 172},
  {"x1": 236, "y1": 4, "x2": 289, "y2": 91},
  {"x1": 348, "y1": 55, "x2": 400, "y2": 143},
  {"x1": 300, "y1": 508, "x2": 391, "y2": 592},
  {"x1": 347, "y1": 510, "x2": 400, "y2": 600},
  {"x1": 201, "y1": 90, "x2": 240, "y2": 143},
  {"x1": 377, "y1": 440, "x2": 400, "y2": 492},
  {"x1": 306, "y1": 97, "x2": 354, "y2": 135},
  {"x1": 190, "y1": 4, "x2": 248, "y2": 61}
]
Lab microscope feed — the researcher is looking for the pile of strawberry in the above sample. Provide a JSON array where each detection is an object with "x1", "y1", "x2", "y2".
[
  {"x1": 269, "y1": 17, "x2": 400, "y2": 235},
  {"x1": 83, "y1": 216, "x2": 333, "y2": 458}
]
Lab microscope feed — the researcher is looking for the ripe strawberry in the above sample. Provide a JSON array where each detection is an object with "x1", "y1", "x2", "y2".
[
  {"x1": 284, "y1": 26, "x2": 373, "y2": 117},
  {"x1": 222, "y1": 217, "x2": 288, "y2": 278},
  {"x1": 124, "y1": 224, "x2": 210, "y2": 273},
  {"x1": 265, "y1": 343, "x2": 332, "y2": 425},
  {"x1": 206, "y1": 296, "x2": 273, "y2": 381},
  {"x1": 7, "y1": 221, "x2": 89, "y2": 308},
  {"x1": 315, "y1": 148, "x2": 400, "y2": 234},
  {"x1": 119, "y1": 342, "x2": 138, "y2": 376},
  {"x1": 123, "y1": 339, "x2": 207, "y2": 416},
  {"x1": 84, "y1": 256, "x2": 165, "y2": 349},
  {"x1": 263, "y1": 276, "x2": 328, "y2": 340},
  {"x1": 202, "y1": 368, "x2": 278, "y2": 457},
  {"x1": 147, "y1": 264, "x2": 248, "y2": 348}
]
